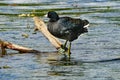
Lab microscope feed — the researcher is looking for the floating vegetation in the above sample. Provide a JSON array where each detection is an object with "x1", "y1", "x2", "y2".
[
  {"x1": 106, "y1": 6, "x2": 110, "y2": 10},
  {"x1": 18, "y1": 13, "x2": 35, "y2": 17},
  {"x1": 21, "y1": 33, "x2": 29, "y2": 38},
  {"x1": 0, "y1": 65, "x2": 11, "y2": 69},
  {"x1": 0, "y1": 29, "x2": 7, "y2": 32}
]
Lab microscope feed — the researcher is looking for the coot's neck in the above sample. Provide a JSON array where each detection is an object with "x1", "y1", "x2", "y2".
[{"x1": 49, "y1": 17, "x2": 59, "y2": 22}]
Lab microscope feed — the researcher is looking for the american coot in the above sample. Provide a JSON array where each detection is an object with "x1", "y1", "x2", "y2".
[{"x1": 46, "y1": 11, "x2": 89, "y2": 59}]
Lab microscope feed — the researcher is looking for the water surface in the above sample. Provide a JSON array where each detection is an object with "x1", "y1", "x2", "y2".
[{"x1": 0, "y1": 0, "x2": 120, "y2": 80}]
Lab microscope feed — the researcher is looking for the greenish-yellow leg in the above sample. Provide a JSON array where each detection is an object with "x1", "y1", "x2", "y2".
[
  {"x1": 68, "y1": 42, "x2": 71, "y2": 59},
  {"x1": 63, "y1": 40, "x2": 68, "y2": 48}
]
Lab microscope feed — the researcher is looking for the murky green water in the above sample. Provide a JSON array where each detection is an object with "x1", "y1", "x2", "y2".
[{"x1": 0, "y1": 0, "x2": 120, "y2": 80}]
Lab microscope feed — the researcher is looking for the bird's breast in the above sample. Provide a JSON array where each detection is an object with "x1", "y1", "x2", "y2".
[{"x1": 47, "y1": 22, "x2": 62, "y2": 37}]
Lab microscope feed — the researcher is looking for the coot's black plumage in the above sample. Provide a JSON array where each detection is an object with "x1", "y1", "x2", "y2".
[{"x1": 46, "y1": 11, "x2": 89, "y2": 58}]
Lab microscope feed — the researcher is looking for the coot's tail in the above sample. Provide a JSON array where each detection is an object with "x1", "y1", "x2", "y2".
[{"x1": 83, "y1": 20, "x2": 89, "y2": 28}]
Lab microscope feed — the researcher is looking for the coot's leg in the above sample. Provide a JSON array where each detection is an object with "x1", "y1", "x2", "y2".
[
  {"x1": 68, "y1": 42, "x2": 71, "y2": 59},
  {"x1": 63, "y1": 40, "x2": 68, "y2": 48}
]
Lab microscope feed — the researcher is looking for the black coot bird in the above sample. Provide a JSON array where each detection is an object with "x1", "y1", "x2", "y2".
[{"x1": 46, "y1": 11, "x2": 89, "y2": 58}]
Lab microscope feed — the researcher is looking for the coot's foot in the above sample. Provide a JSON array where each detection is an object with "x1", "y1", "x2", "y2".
[{"x1": 58, "y1": 46, "x2": 71, "y2": 60}]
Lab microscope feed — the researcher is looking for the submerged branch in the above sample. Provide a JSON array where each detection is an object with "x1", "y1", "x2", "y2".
[{"x1": 0, "y1": 39, "x2": 40, "y2": 56}]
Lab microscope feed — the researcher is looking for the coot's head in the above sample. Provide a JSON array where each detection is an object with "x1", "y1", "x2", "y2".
[
  {"x1": 83, "y1": 20, "x2": 89, "y2": 32},
  {"x1": 46, "y1": 11, "x2": 59, "y2": 22}
]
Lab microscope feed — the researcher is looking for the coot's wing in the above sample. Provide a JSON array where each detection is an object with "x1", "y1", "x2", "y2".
[{"x1": 58, "y1": 17, "x2": 84, "y2": 35}]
